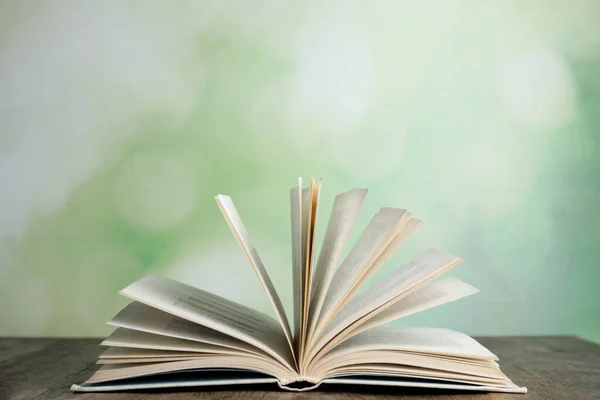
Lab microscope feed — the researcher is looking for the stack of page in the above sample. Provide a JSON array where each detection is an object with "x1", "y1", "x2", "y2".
[{"x1": 73, "y1": 178, "x2": 526, "y2": 394}]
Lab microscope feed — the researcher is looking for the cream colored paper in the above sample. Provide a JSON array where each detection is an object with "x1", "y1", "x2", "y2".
[
  {"x1": 215, "y1": 194, "x2": 295, "y2": 362},
  {"x1": 308, "y1": 250, "x2": 462, "y2": 360},
  {"x1": 307, "y1": 188, "x2": 367, "y2": 342},
  {"x1": 72, "y1": 179, "x2": 526, "y2": 395},
  {"x1": 290, "y1": 177, "x2": 303, "y2": 345},
  {"x1": 311, "y1": 208, "x2": 411, "y2": 340},
  {"x1": 343, "y1": 278, "x2": 479, "y2": 340},
  {"x1": 108, "y1": 301, "x2": 262, "y2": 355},
  {"x1": 120, "y1": 275, "x2": 295, "y2": 371}
]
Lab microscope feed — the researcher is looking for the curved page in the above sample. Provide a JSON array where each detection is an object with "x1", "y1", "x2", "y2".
[
  {"x1": 311, "y1": 208, "x2": 411, "y2": 341},
  {"x1": 120, "y1": 275, "x2": 295, "y2": 371},
  {"x1": 308, "y1": 250, "x2": 461, "y2": 360},
  {"x1": 215, "y1": 195, "x2": 295, "y2": 363},
  {"x1": 108, "y1": 301, "x2": 264, "y2": 355}
]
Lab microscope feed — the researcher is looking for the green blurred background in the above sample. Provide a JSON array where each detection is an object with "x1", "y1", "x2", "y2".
[{"x1": 0, "y1": 1, "x2": 599, "y2": 343}]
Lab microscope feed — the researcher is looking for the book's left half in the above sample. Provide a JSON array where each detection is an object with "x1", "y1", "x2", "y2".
[{"x1": 71, "y1": 275, "x2": 299, "y2": 391}]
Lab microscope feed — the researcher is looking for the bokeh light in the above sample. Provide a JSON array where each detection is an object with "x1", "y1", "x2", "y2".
[{"x1": 0, "y1": 0, "x2": 598, "y2": 344}]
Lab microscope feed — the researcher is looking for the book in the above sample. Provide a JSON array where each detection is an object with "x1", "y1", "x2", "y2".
[{"x1": 72, "y1": 178, "x2": 526, "y2": 394}]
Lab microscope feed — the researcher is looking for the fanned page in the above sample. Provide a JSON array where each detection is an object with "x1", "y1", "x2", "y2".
[
  {"x1": 307, "y1": 188, "x2": 367, "y2": 344},
  {"x1": 335, "y1": 250, "x2": 462, "y2": 330},
  {"x1": 107, "y1": 301, "x2": 265, "y2": 355},
  {"x1": 118, "y1": 275, "x2": 295, "y2": 371},
  {"x1": 215, "y1": 195, "x2": 295, "y2": 364},
  {"x1": 290, "y1": 178, "x2": 303, "y2": 347},
  {"x1": 308, "y1": 250, "x2": 462, "y2": 360},
  {"x1": 343, "y1": 278, "x2": 480, "y2": 340},
  {"x1": 346, "y1": 217, "x2": 422, "y2": 299},
  {"x1": 102, "y1": 327, "x2": 248, "y2": 355},
  {"x1": 310, "y1": 207, "x2": 412, "y2": 345},
  {"x1": 98, "y1": 346, "x2": 212, "y2": 361},
  {"x1": 85, "y1": 357, "x2": 295, "y2": 386},
  {"x1": 314, "y1": 327, "x2": 526, "y2": 393},
  {"x1": 73, "y1": 178, "x2": 526, "y2": 394},
  {"x1": 300, "y1": 178, "x2": 321, "y2": 363},
  {"x1": 290, "y1": 178, "x2": 322, "y2": 362},
  {"x1": 322, "y1": 327, "x2": 499, "y2": 362}
]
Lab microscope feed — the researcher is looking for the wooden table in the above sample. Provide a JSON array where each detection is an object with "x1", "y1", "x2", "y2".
[{"x1": 1, "y1": 336, "x2": 599, "y2": 399}]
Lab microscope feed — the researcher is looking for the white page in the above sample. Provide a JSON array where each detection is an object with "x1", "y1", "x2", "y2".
[
  {"x1": 100, "y1": 347, "x2": 206, "y2": 359},
  {"x1": 102, "y1": 327, "x2": 245, "y2": 355},
  {"x1": 311, "y1": 327, "x2": 507, "y2": 383},
  {"x1": 108, "y1": 301, "x2": 263, "y2": 355},
  {"x1": 299, "y1": 178, "x2": 321, "y2": 365},
  {"x1": 347, "y1": 218, "x2": 422, "y2": 298},
  {"x1": 98, "y1": 356, "x2": 209, "y2": 365},
  {"x1": 215, "y1": 195, "x2": 295, "y2": 361},
  {"x1": 299, "y1": 180, "x2": 313, "y2": 360},
  {"x1": 119, "y1": 275, "x2": 295, "y2": 371},
  {"x1": 307, "y1": 188, "x2": 367, "y2": 342},
  {"x1": 300, "y1": 183, "x2": 311, "y2": 305},
  {"x1": 290, "y1": 178, "x2": 303, "y2": 345},
  {"x1": 311, "y1": 208, "x2": 411, "y2": 340},
  {"x1": 97, "y1": 348, "x2": 220, "y2": 365},
  {"x1": 309, "y1": 250, "x2": 461, "y2": 358},
  {"x1": 326, "y1": 369, "x2": 511, "y2": 388},
  {"x1": 317, "y1": 351, "x2": 504, "y2": 380},
  {"x1": 324, "y1": 327, "x2": 498, "y2": 361},
  {"x1": 85, "y1": 357, "x2": 295, "y2": 385},
  {"x1": 327, "y1": 362, "x2": 504, "y2": 378},
  {"x1": 343, "y1": 278, "x2": 479, "y2": 340}
]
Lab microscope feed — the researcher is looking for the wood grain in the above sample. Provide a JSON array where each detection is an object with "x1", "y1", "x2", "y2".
[{"x1": 1, "y1": 336, "x2": 599, "y2": 399}]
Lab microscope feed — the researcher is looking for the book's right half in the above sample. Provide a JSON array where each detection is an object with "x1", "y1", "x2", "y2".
[{"x1": 299, "y1": 185, "x2": 526, "y2": 393}]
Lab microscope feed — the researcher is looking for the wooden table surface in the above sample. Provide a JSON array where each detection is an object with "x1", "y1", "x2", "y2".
[{"x1": 1, "y1": 336, "x2": 599, "y2": 400}]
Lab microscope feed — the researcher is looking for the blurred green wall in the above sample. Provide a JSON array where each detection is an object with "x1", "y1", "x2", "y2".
[{"x1": 0, "y1": 1, "x2": 599, "y2": 343}]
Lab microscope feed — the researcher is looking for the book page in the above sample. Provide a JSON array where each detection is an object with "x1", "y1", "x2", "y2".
[
  {"x1": 98, "y1": 347, "x2": 212, "y2": 364},
  {"x1": 311, "y1": 330, "x2": 511, "y2": 388},
  {"x1": 290, "y1": 178, "x2": 303, "y2": 347},
  {"x1": 325, "y1": 360, "x2": 508, "y2": 382},
  {"x1": 108, "y1": 301, "x2": 263, "y2": 355},
  {"x1": 300, "y1": 178, "x2": 320, "y2": 363},
  {"x1": 310, "y1": 208, "x2": 411, "y2": 341},
  {"x1": 306, "y1": 188, "x2": 367, "y2": 344},
  {"x1": 325, "y1": 365, "x2": 510, "y2": 387},
  {"x1": 215, "y1": 195, "x2": 295, "y2": 362},
  {"x1": 102, "y1": 327, "x2": 242, "y2": 354},
  {"x1": 301, "y1": 182, "x2": 311, "y2": 304},
  {"x1": 323, "y1": 326, "x2": 497, "y2": 360},
  {"x1": 119, "y1": 275, "x2": 295, "y2": 371},
  {"x1": 100, "y1": 347, "x2": 206, "y2": 359},
  {"x1": 298, "y1": 181, "x2": 312, "y2": 356},
  {"x1": 98, "y1": 356, "x2": 208, "y2": 365},
  {"x1": 309, "y1": 250, "x2": 461, "y2": 359},
  {"x1": 344, "y1": 278, "x2": 479, "y2": 340},
  {"x1": 85, "y1": 356, "x2": 296, "y2": 385},
  {"x1": 346, "y1": 218, "x2": 421, "y2": 299}
]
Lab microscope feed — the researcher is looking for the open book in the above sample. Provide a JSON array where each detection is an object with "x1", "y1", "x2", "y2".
[{"x1": 72, "y1": 178, "x2": 526, "y2": 394}]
